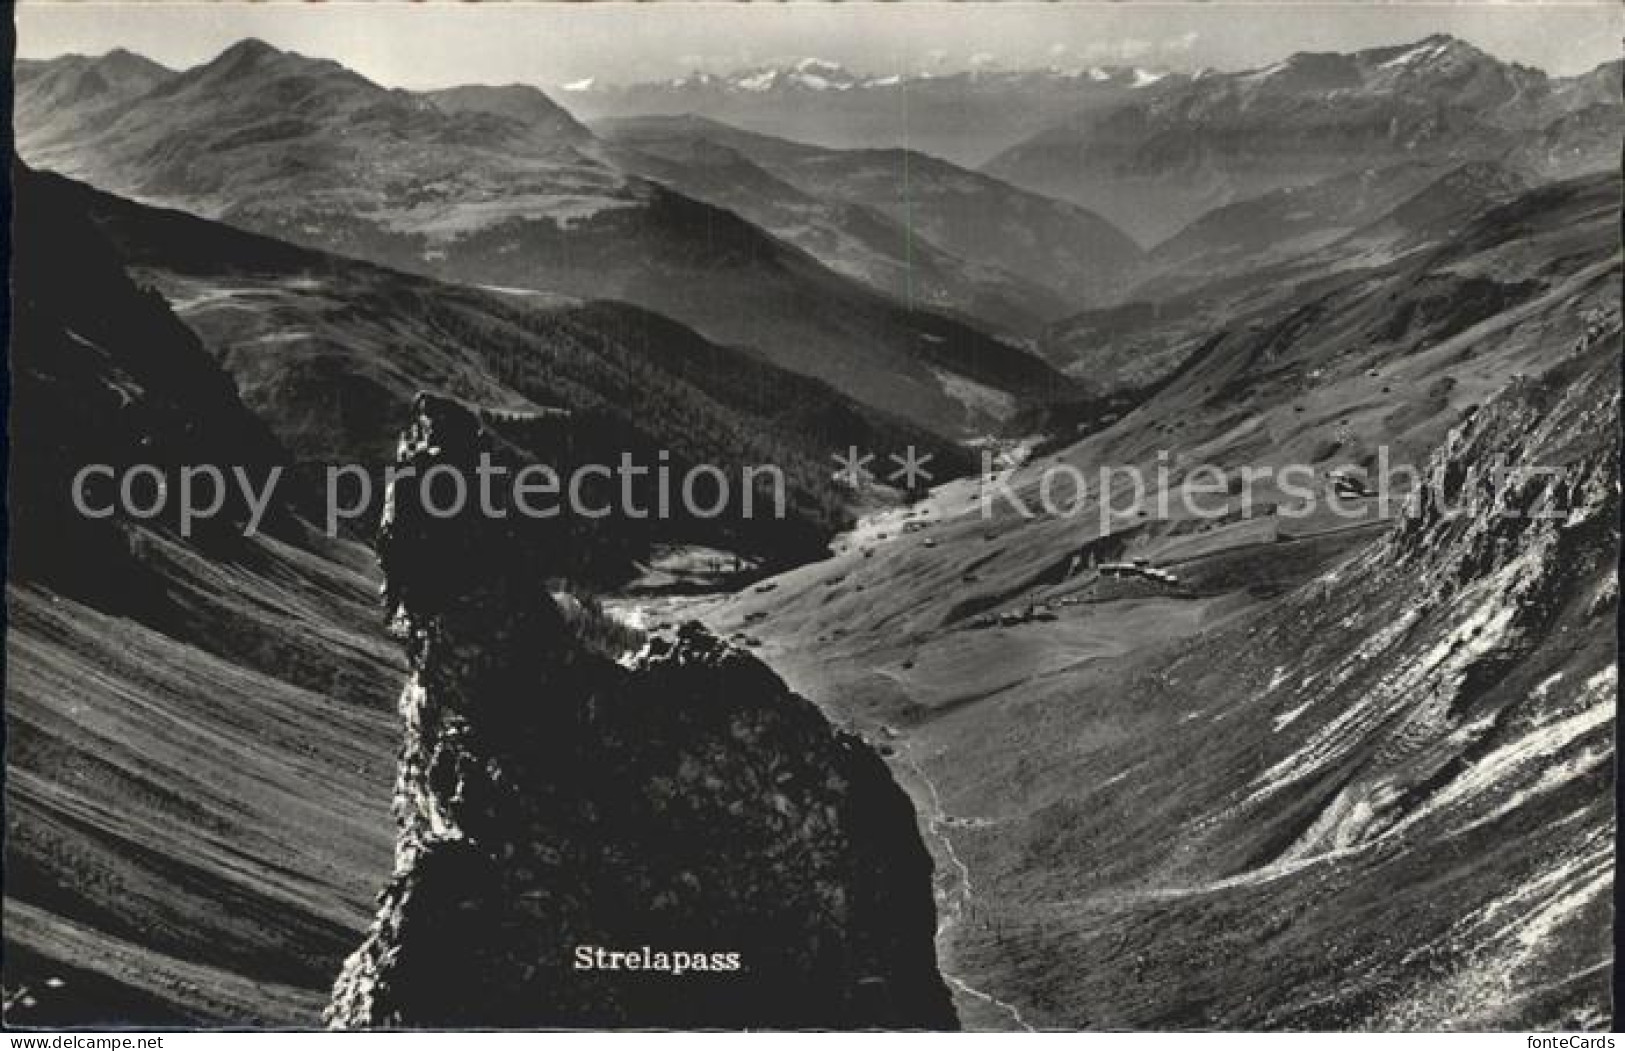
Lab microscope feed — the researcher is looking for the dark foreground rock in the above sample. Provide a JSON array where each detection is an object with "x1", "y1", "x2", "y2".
[{"x1": 327, "y1": 394, "x2": 958, "y2": 1029}]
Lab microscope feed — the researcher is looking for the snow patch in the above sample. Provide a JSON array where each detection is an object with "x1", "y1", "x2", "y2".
[
  {"x1": 1379, "y1": 40, "x2": 1449, "y2": 70},
  {"x1": 1272, "y1": 698, "x2": 1313, "y2": 732},
  {"x1": 736, "y1": 70, "x2": 778, "y2": 92}
]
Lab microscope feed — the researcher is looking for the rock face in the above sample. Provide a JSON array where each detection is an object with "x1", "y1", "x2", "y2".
[{"x1": 326, "y1": 394, "x2": 958, "y2": 1029}]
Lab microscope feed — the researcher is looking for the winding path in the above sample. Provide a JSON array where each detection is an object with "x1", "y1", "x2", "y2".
[{"x1": 898, "y1": 749, "x2": 1035, "y2": 1032}]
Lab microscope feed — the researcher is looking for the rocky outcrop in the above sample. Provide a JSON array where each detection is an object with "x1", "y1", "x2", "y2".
[
  {"x1": 1388, "y1": 317, "x2": 1619, "y2": 590},
  {"x1": 326, "y1": 394, "x2": 957, "y2": 1029}
]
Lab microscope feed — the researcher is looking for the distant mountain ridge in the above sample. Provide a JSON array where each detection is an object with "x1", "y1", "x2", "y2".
[
  {"x1": 596, "y1": 114, "x2": 1145, "y2": 331},
  {"x1": 985, "y1": 34, "x2": 1621, "y2": 241},
  {"x1": 567, "y1": 57, "x2": 1174, "y2": 97},
  {"x1": 560, "y1": 60, "x2": 1186, "y2": 165},
  {"x1": 14, "y1": 47, "x2": 175, "y2": 143},
  {"x1": 1130, "y1": 159, "x2": 1535, "y2": 298}
]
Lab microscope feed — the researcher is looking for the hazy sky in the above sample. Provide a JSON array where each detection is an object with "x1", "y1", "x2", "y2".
[{"x1": 16, "y1": 1, "x2": 1624, "y2": 87}]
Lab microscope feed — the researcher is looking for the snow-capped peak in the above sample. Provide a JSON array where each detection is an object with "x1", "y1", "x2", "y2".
[
  {"x1": 1131, "y1": 68, "x2": 1167, "y2": 88},
  {"x1": 560, "y1": 77, "x2": 595, "y2": 93},
  {"x1": 736, "y1": 69, "x2": 779, "y2": 92},
  {"x1": 786, "y1": 58, "x2": 857, "y2": 90},
  {"x1": 794, "y1": 57, "x2": 846, "y2": 76},
  {"x1": 715, "y1": 58, "x2": 859, "y2": 92}
]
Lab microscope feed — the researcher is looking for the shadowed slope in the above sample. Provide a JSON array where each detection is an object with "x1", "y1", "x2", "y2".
[{"x1": 4, "y1": 160, "x2": 398, "y2": 1025}]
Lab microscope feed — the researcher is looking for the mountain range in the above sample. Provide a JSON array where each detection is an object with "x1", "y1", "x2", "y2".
[
  {"x1": 6, "y1": 26, "x2": 1621, "y2": 1030},
  {"x1": 492, "y1": 36, "x2": 1619, "y2": 245},
  {"x1": 21, "y1": 34, "x2": 1609, "y2": 340},
  {"x1": 595, "y1": 114, "x2": 1145, "y2": 332},
  {"x1": 14, "y1": 39, "x2": 1081, "y2": 438}
]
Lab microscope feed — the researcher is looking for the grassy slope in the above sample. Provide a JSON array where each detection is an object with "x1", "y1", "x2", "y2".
[{"x1": 6, "y1": 577, "x2": 395, "y2": 1025}]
